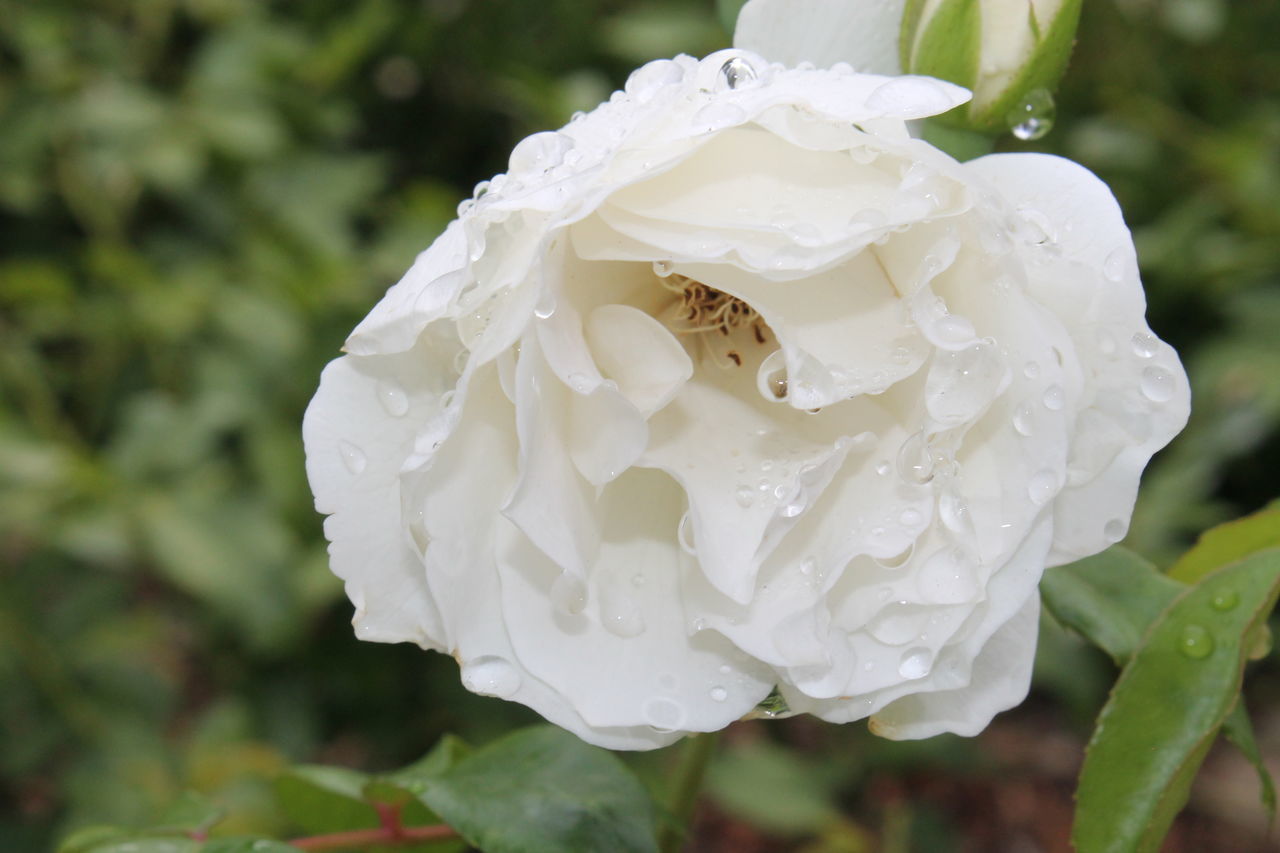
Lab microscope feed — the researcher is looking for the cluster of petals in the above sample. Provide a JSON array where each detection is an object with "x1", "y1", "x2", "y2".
[{"x1": 304, "y1": 43, "x2": 1189, "y2": 748}]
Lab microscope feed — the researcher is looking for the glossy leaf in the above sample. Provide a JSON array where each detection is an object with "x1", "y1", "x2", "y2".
[
  {"x1": 1040, "y1": 547, "x2": 1183, "y2": 664},
  {"x1": 274, "y1": 765, "x2": 379, "y2": 835},
  {"x1": 1073, "y1": 549, "x2": 1280, "y2": 853},
  {"x1": 1167, "y1": 505, "x2": 1280, "y2": 583},
  {"x1": 420, "y1": 726, "x2": 658, "y2": 853},
  {"x1": 1221, "y1": 701, "x2": 1277, "y2": 821},
  {"x1": 153, "y1": 791, "x2": 225, "y2": 836}
]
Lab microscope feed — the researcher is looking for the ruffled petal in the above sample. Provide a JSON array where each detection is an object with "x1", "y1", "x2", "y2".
[{"x1": 496, "y1": 467, "x2": 775, "y2": 733}]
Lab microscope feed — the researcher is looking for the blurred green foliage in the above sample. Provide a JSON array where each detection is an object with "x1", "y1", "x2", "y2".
[{"x1": 0, "y1": 0, "x2": 1277, "y2": 849}]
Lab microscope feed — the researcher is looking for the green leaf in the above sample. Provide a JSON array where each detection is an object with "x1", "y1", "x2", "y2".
[
  {"x1": 153, "y1": 791, "x2": 225, "y2": 836},
  {"x1": 1040, "y1": 546, "x2": 1184, "y2": 665},
  {"x1": 57, "y1": 827, "x2": 130, "y2": 853},
  {"x1": 65, "y1": 840, "x2": 201, "y2": 853},
  {"x1": 420, "y1": 725, "x2": 658, "y2": 853},
  {"x1": 274, "y1": 764, "x2": 379, "y2": 835},
  {"x1": 1221, "y1": 701, "x2": 1277, "y2": 824},
  {"x1": 1073, "y1": 549, "x2": 1280, "y2": 853},
  {"x1": 706, "y1": 739, "x2": 839, "y2": 836},
  {"x1": 1167, "y1": 506, "x2": 1280, "y2": 583},
  {"x1": 388, "y1": 734, "x2": 473, "y2": 791}
]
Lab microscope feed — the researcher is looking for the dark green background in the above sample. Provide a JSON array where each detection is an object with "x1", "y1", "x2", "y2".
[{"x1": 2, "y1": 0, "x2": 1277, "y2": 849}]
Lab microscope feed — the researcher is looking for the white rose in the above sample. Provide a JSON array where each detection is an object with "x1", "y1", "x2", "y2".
[{"x1": 303, "y1": 49, "x2": 1188, "y2": 750}]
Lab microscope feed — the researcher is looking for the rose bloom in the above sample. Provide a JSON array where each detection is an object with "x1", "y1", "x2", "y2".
[{"x1": 303, "y1": 49, "x2": 1189, "y2": 749}]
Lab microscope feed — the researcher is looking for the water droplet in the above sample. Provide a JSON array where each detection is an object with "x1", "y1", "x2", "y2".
[
  {"x1": 1012, "y1": 403, "x2": 1035, "y2": 436},
  {"x1": 718, "y1": 664, "x2": 732, "y2": 675},
  {"x1": 932, "y1": 313, "x2": 977, "y2": 347},
  {"x1": 452, "y1": 348, "x2": 469, "y2": 375},
  {"x1": 1007, "y1": 88, "x2": 1055, "y2": 141},
  {"x1": 1131, "y1": 332, "x2": 1158, "y2": 358},
  {"x1": 1211, "y1": 591, "x2": 1239, "y2": 612},
  {"x1": 1042, "y1": 384, "x2": 1065, "y2": 411},
  {"x1": 601, "y1": 587, "x2": 646, "y2": 638},
  {"x1": 925, "y1": 340, "x2": 1007, "y2": 425},
  {"x1": 652, "y1": 259, "x2": 675, "y2": 277},
  {"x1": 461, "y1": 656, "x2": 522, "y2": 698},
  {"x1": 898, "y1": 647, "x2": 934, "y2": 679},
  {"x1": 508, "y1": 131, "x2": 573, "y2": 175},
  {"x1": 1023, "y1": 361, "x2": 1040, "y2": 379},
  {"x1": 897, "y1": 432, "x2": 935, "y2": 485},
  {"x1": 900, "y1": 508, "x2": 923, "y2": 527},
  {"x1": 677, "y1": 512, "x2": 697, "y2": 555},
  {"x1": 1027, "y1": 469, "x2": 1058, "y2": 505},
  {"x1": 376, "y1": 379, "x2": 410, "y2": 417},
  {"x1": 338, "y1": 440, "x2": 368, "y2": 475},
  {"x1": 875, "y1": 460, "x2": 891, "y2": 476},
  {"x1": 938, "y1": 491, "x2": 973, "y2": 535},
  {"x1": 550, "y1": 572, "x2": 587, "y2": 615},
  {"x1": 1140, "y1": 366, "x2": 1175, "y2": 402},
  {"x1": 1103, "y1": 248, "x2": 1127, "y2": 282},
  {"x1": 566, "y1": 372, "x2": 592, "y2": 393},
  {"x1": 534, "y1": 290, "x2": 557, "y2": 319},
  {"x1": 693, "y1": 101, "x2": 747, "y2": 133},
  {"x1": 799, "y1": 556, "x2": 817, "y2": 576},
  {"x1": 749, "y1": 688, "x2": 792, "y2": 719},
  {"x1": 1177, "y1": 624, "x2": 1214, "y2": 659},
  {"x1": 709, "y1": 686, "x2": 728, "y2": 702},
  {"x1": 643, "y1": 696, "x2": 685, "y2": 731},
  {"x1": 624, "y1": 58, "x2": 685, "y2": 102},
  {"x1": 734, "y1": 485, "x2": 755, "y2": 508},
  {"x1": 1104, "y1": 518, "x2": 1128, "y2": 543},
  {"x1": 718, "y1": 55, "x2": 758, "y2": 90},
  {"x1": 756, "y1": 349, "x2": 788, "y2": 401}
]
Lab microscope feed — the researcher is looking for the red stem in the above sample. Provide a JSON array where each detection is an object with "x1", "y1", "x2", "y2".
[{"x1": 288, "y1": 803, "x2": 459, "y2": 851}]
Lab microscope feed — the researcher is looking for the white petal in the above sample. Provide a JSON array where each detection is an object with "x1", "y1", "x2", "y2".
[
  {"x1": 867, "y1": 593, "x2": 1039, "y2": 739},
  {"x1": 585, "y1": 304, "x2": 693, "y2": 417},
  {"x1": 501, "y1": 335, "x2": 601, "y2": 578},
  {"x1": 963, "y1": 153, "x2": 1190, "y2": 562},
  {"x1": 404, "y1": 366, "x2": 676, "y2": 749},
  {"x1": 496, "y1": 467, "x2": 775, "y2": 732},
  {"x1": 734, "y1": 0, "x2": 908, "y2": 74},
  {"x1": 303, "y1": 330, "x2": 465, "y2": 649},
  {"x1": 345, "y1": 221, "x2": 469, "y2": 356}
]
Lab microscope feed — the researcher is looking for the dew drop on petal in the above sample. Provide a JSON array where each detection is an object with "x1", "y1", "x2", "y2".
[
  {"x1": 533, "y1": 290, "x2": 557, "y2": 319},
  {"x1": 508, "y1": 131, "x2": 573, "y2": 176},
  {"x1": 875, "y1": 460, "x2": 892, "y2": 477},
  {"x1": 461, "y1": 656, "x2": 522, "y2": 698},
  {"x1": 1103, "y1": 518, "x2": 1128, "y2": 543},
  {"x1": 756, "y1": 349, "x2": 789, "y2": 401},
  {"x1": 376, "y1": 379, "x2": 410, "y2": 417},
  {"x1": 1103, "y1": 248, "x2": 1127, "y2": 282},
  {"x1": 709, "y1": 686, "x2": 728, "y2": 702},
  {"x1": 601, "y1": 588, "x2": 646, "y2": 638},
  {"x1": 1027, "y1": 469, "x2": 1058, "y2": 505},
  {"x1": 718, "y1": 55, "x2": 759, "y2": 90},
  {"x1": 339, "y1": 440, "x2": 368, "y2": 475},
  {"x1": 1140, "y1": 366, "x2": 1175, "y2": 402},
  {"x1": 642, "y1": 696, "x2": 685, "y2": 731},
  {"x1": 897, "y1": 432, "x2": 935, "y2": 485},
  {"x1": 932, "y1": 314, "x2": 977, "y2": 347},
  {"x1": 874, "y1": 542, "x2": 914, "y2": 570},
  {"x1": 734, "y1": 485, "x2": 755, "y2": 508},
  {"x1": 624, "y1": 58, "x2": 685, "y2": 102},
  {"x1": 900, "y1": 508, "x2": 923, "y2": 527},
  {"x1": 1012, "y1": 403, "x2": 1035, "y2": 436},
  {"x1": 652, "y1": 259, "x2": 675, "y2": 278},
  {"x1": 918, "y1": 548, "x2": 978, "y2": 604},
  {"x1": 1042, "y1": 384, "x2": 1065, "y2": 411},
  {"x1": 550, "y1": 572, "x2": 587, "y2": 615},
  {"x1": 1177, "y1": 624, "x2": 1214, "y2": 660},
  {"x1": 1023, "y1": 361, "x2": 1040, "y2": 379},
  {"x1": 1131, "y1": 332, "x2": 1158, "y2": 358},
  {"x1": 898, "y1": 647, "x2": 934, "y2": 680}
]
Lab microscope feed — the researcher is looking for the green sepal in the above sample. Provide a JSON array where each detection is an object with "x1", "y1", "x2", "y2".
[{"x1": 971, "y1": 0, "x2": 1082, "y2": 132}]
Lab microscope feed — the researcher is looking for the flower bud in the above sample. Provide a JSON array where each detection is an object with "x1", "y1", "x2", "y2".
[{"x1": 901, "y1": 0, "x2": 1082, "y2": 137}]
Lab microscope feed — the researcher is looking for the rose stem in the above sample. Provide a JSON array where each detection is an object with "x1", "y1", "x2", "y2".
[
  {"x1": 288, "y1": 802, "x2": 459, "y2": 851},
  {"x1": 658, "y1": 731, "x2": 721, "y2": 853}
]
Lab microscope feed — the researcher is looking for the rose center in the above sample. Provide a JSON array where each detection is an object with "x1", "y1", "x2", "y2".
[{"x1": 657, "y1": 271, "x2": 767, "y2": 348}]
